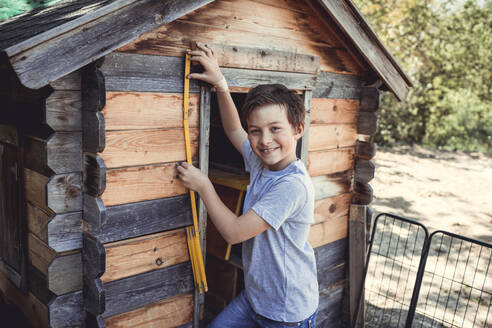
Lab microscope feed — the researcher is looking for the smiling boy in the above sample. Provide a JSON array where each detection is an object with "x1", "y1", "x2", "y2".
[{"x1": 177, "y1": 44, "x2": 319, "y2": 327}]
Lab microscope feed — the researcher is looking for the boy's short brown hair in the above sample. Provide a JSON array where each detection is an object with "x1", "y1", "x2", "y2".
[{"x1": 241, "y1": 84, "x2": 305, "y2": 130}]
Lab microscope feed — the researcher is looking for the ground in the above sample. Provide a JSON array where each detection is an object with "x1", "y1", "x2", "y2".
[{"x1": 371, "y1": 145, "x2": 492, "y2": 243}]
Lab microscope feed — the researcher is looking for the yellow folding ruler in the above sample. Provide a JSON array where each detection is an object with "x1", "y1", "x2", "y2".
[{"x1": 183, "y1": 53, "x2": 208, "y2": 294}]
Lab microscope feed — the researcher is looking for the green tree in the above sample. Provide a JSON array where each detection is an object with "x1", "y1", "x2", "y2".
[{"x1": 354, "y1": 0, "x2": 492, "y2": 152}]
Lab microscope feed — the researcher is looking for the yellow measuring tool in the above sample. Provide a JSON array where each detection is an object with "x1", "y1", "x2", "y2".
[{"x1": 184, "y1": 53, "x2": 208, "y2": 294}]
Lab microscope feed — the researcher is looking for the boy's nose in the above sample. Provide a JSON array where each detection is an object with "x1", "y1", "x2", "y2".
[{"x1": 260, "y1": 132, "x2": 273, "y2": 145}]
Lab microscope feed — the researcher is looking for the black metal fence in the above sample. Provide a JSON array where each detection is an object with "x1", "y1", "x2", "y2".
[{"x1": 357, "y1": 213, "x2": 492, "y2": 328}]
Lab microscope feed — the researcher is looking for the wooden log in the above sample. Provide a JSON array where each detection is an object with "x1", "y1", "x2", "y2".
[
  {"x1": 352, "y1": 182, "x2": 373, "y2": 206},
  {"x1": 101, "y1": 52, "x2": 317, "y2": 92},
  {"x1": 355, "y1": 140, "x2": 376, "y2": 160},
  {"x1": 84, "y1": 194, "x2": 107, "y2": 231},
  {"x1": 308, "y1": 124, "x2": 357, "y2": 151},
  {"x1": 359, "y1": 87, "x2": 381, "y2": 112},
  {"x1": 317, "y1": 283, "x2": 345, "y2": 327},
  {"x1": 310, "y1": 98, "x2": 359, "y2": 124},
  {"x1": 28, "y1": 263, "x2": 55, "y2": 306},
  {"x1": 308, "y1": 215, "x2": 348, "y2": 249},
  {"x1": 312, "y1": 171, "x2": 353, "y2": 201},
  {"x1": 50, "y1": 71, "x2": 81, "y2": 91},
  {"x1": 101, "y1": 228, "x2": 189, "y2": 283},
  {"x1": 84, "y1": 153, "x2": 106, "y2": 197},
  {"x1": 354, "y1": 158, "x2": 375, "y2": 184},
  {"x1": 25, "y1": 169, "x2": 83, "y2": 213},
  {"x1": 299, "y1": 90, "x2": 312, "y2": 165},
  {"x1": 82, "y1": 232, "x2": 106, "y2": 280},
  {"x1": 0, "y1": 123, "x2": 19, "y2": 146},
  {"x1": 0, "y1": 271, "x2": 50, "y2": 328},
  {"x1": 314, "y1": 237, "x2": 347, "y2": 274},
  {"x1": 8, "y1": 0, "x2": 214, "y2": 89},
  {"x1": 0, "y1": 260, "x2": 22, "y2": 290},
  {"x1": 102, "y1": 262, "x2": 194, "y2": 318},
  {"x1": 313, "y1": 71, "x2": 361, "y2": 99},
  {"x1": 24, "y1": 132, "x2": 83, "y2": 175},
  {"x1": 103, "y1": 162, "x2": 187, "y2": 207},
  {"x1": 27, "y1": 233, "x2": 83, "y2": 295},
  {"x1": 92, "y1": 195, "x2": 193, "y2": 244},
  {"x1": 47, "y1": 211, "x2": 83, "y2": 252},
  {"x1": 84, "y1": 110, "x2": 106, "y2": 153},
  {"x1": 82, "y1": 65, "x2": 106, "y2": 112},
  {"x1": 47, "y1": 290, "x2": 84, "y2": 328},
  {"x1": 357, "y1": 112, "x2": 378, "y2": 135},
  {"x1": 104, "y1": 293, "x2": 193, "y2": 328},
  {"x1": 84, "y1": 278, "x2": 105, "y2": 316},
  {"x1": 102, "y1": 128, "x2": 199, "y2": 168},
  {"x1": 307, "y1": 147, "x2": 354, "y2": 177},
  {"x1": 45, "y1": 90, "x2": 82, "y2": 131},
  {"x1": 348, "y1": 204, "x2": 366, "y2": 328},
  {"x1": 314, "y1": 193, "x2": 352, "y2": 224},
  {"x1": 103, "y1": 92, "x2": 200, "y2": 130}
]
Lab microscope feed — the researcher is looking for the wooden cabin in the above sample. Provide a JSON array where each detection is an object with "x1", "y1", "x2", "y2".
[{"x1": 0, "y1": 0, "x2": 411, "y2": 327}]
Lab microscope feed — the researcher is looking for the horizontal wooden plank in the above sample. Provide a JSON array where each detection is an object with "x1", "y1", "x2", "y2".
[
  {"x1": 47, "y1": 290, "x2": 84, "y2": 327},
  {"x1": 28, "y1": 232, "x2": 56, "y2": 275},
  {"x1": 102, "y1": 128, "x2": 199, "y2": 168},
  {"x1": 312, "y1": 171, "x2": 353, "y2": 200},
  {"x1": 50, "y1": 71, "x2": 81, "y2": 91},
  {"x1": 104, "y1": 92, "x2": 200, "y2": 130},
  {"x1": 47, "y1": 211, "x2": 83, "y2": 252},
  {"x1": 102, "y1": 228, "x2": 189, "y2": 283},
  {"x1": 317, "y1": 283, "x2": 344, "y2": 326},
  {"x1": 25, "y1": 169, "x2": 83, "y2": 213},
  {"x1": 307, "y1": 147, "x2": 354, "y2": 177},
  {"x1": 308, "y1": 215, "x2": 348, "y2": 249},
  {"x1": 318, "y1": 263, "x2": 345, "y2": 292},
  {"x1": 102, "y1": 262, "x2": 194, "y2": 318},
  {"x1": 101, "y1": 52, "x2": 317, "y2": 92},
  {"x1": 27, "y1": 201, "x2": 52, "y2": 244},
  {"x1": 28, "y1": 263, "x2": 55, "y2": 305},
  {"x1": 0, "y1": 123, "x2": 18, "y2": 146},
  {"x1": 92, "y1": 195, "x2": 193, "y2": 244},
  {"x1": 45, "y1": 90, "x2": 82, "y2": 131},
  {"x1": 310, "y1": 98, "x2": 359, "y2": 124},
  {"x1": 313, "y1": 71, "x2": 361, "y2": 99},
  {"x1": 314, "y1": 193, "x2": 352, "y2": 224},
  {"x1": 308, "y1": 124, "x2": 357, "y2": 152},
  {"x1": 0, "y1": 271, "x2": 49, "y2": 328},
  {"x1": 103, "y1": 162, "x2": 187, "y2": 207},
  {"x1": 314, "y1": 237, "x2": 347, "y2": 272},
  {"x1": 104, "y1": 293, "x2": 193, "y2": 328}
]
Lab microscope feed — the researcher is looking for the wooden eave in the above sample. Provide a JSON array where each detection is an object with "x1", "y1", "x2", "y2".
[
  {"x1": 315, "y1": 0, "x2": 412, "y2": 101},
  {"x1": 0, "y1": 0, "x2": 214, "y2": 89},
  {"x1": 1, "y1": 0, "x2": 411, "y2": 101}
]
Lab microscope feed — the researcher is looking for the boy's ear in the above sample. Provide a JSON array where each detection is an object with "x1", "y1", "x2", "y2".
[{"x1": 295, "y1": 122, "x2": 305, "y2": 139}]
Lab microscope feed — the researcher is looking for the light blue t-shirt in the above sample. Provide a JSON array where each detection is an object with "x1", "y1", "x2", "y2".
[{"x1": 241, "y1": 139, "x2": 319, "y2": 322}]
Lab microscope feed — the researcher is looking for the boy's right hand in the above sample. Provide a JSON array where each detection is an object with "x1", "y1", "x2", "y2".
[{"x1": 187, "y1": 43, "x2": 228, "y2": 91}]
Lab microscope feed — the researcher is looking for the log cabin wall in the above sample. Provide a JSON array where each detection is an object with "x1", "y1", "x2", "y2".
[{"x1": 0, "y1": 63, "x2": 85, "y2": 327}]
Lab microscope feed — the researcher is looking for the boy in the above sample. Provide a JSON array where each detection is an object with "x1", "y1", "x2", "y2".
[{"x1": 177, "y1": 44, "x2": 319, "y2": 328}]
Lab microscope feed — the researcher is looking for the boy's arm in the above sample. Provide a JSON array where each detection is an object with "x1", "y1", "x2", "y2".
[
  {"x1": 177, "y1": 162, "x2": 269, "y2": 244},
  {"x1": 187, "y1": 44, "x2": 247, "y2": 152}
]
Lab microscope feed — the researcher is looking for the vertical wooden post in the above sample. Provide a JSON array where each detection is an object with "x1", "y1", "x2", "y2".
[
  {"x1": 195, "y1": 86, "x2": 211, "y2": 327},
  {"x1": 349, "y1": 204, "x2": 366, "y2": 328},
  {"x1": 299, "y1": 90, "x2": 312, "y2": 165}
]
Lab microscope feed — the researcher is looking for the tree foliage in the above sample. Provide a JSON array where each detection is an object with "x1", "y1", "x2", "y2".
[
  {"x1": 0, "y1": 0, "x2": 61, "y2": 21},
  {"x1": 354, "y1": 0, "x2": 492, "y2": 152}
]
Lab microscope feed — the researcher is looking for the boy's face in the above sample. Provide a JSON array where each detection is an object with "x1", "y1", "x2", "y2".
[{"x1": 246, "y1": 104, "x2": 304, "y2": 171}]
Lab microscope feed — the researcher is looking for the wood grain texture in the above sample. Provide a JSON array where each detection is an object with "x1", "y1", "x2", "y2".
[
  {"x1": 119, "y1": 0, "x2": 361, "y2": 74},
  {"x1": 310, "y1": 98, "x2": 359, "y2": 124},
  {"x1": 82, "y1": 65, "x2": 106, "y2": 112},
  {"x1": 103, "y1": 162, "x2": 187, "y2": 206},
  {"x1": 308, "y1": 215, "x2": 348, "y2": 248},
  {"x1": 348, "y1": 204, "x2": 366, "y2": 327},
  {"x1": 104, "y1": 293, "x2": 193, "y2": 328},
  {"x1": 50, "y1": 71, "x2": 81, "y2": 91},
  {"x1": 352, "y1": 182, "x2": 373, "y2": 205},
  {"x1": 47, "y1": 290, "x2": 84, "y2": 327},
  {"x1": 84, "y1": 110, "x2": 106, "y2": 153},
  {"x1": 0, "y1": 271, "x2": 49, "y2": 328},
  {"x1": 308, "y1": 124, "x2": 357, "y2": 151},
  {"x1": 313, "y1": 71, "x2": 361, "y2": 99},
  {"x1": 314, "y1": 238, "x2": 347, "y2": 273},
  {"x1": 84, "y1": 153, "x2": 107, "y2": 197},
  {"x1": 84, "y1": 277, "x2": 105, "y2": 315},
  {"x1": 45, "y1": 90, "x2": 82, "y2": 131},
  {"x1": 28, "y1": 263, "x2": 55, "y2": 306},
  {"x1": 312, "y1": 171, "x2": 353, "y2": 200},
  {"x1": 84, "y1": 194, "x2": 107, "y2": 231},
  {"x1": 355, "y1": 140, "x2": 376, "y2": 160},
  {"x1": 314, "y1": 193, "x2": 352, "y2": 224},
  {"x1": 317, "y1": 283, "x2": 344, "y2": 327},
  {"x1": 92, "y1": 195, "x2": 193, "y2": 244},
  {"x1": 83, "y1": 232, "x2": 106, "y2": 280},
  {"x1": 102, "y1": 128, "x2": 198, "y2": 168},
  {"x1": 357, "y1": 112, "x2": 378, "y2": 135},
  {"x1": 28, "y1": 232, "x2": 56, "y2": 275},
  {"x1": 354, "y1": 158, "x2": 375, "y2": 183},
  {"x1": 103, "y1": 92, "x2": 200, "y2": 130},
  {"x1": 307, "y1": 147, "x2": 354, "y2": 177},
  {"x1": 8, "y1": 0, "x2": 215, "y2": 89},
  {"x1": 102, "y1": 262, "x2": 194, "y2": 318},
  {"x1": 359, "y1": 87, "x2": 381, "y2": 112},
  {"x1": 27, "y1": 201, "x2": 52, "y2": 244},
  {"x1": 101, "y1": 228, "x2": 189, "y2": 283},
  {"x1": 47, "y1": 211, "x2": 83, "y2": 252}
]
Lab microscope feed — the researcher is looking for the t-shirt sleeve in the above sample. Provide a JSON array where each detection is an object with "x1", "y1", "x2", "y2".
[
  {"x1": 251, "y1": 177, "x2": 307, "y2": 230},
  {"x1": 241, "y1": 139, "x2": 262, "y2": 173}
]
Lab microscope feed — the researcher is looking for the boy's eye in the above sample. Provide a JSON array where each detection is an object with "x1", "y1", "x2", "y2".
[
  {"x1": 271, "y1": 127, "x2": 281, "y2": 132},
  {"x1": 249, "y1": 129, "x2": 260, "y2": 134}
]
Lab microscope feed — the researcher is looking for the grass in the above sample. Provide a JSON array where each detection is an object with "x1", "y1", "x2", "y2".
[{"x1": 0, "y1": 0, "x2": 63, "y2": 21}]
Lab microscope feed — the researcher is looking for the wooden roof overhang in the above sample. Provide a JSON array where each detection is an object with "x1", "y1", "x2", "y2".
[{"x1": 0, "y1": 0, "x2": 411, "y2": 100}]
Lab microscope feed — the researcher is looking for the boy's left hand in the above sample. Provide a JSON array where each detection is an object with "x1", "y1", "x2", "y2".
[{"x1": 177, "y1": 162, "x2": 210, "y2": 194}]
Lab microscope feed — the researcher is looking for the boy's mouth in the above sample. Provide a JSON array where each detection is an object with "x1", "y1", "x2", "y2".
[{"x1": 260, "y1": 147, "x2": 279, "y2": 154}]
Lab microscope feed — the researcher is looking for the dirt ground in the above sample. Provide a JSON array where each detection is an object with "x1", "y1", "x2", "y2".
[{"x1": 370, "y1": 145, "x2": 492, "y2": 243}]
